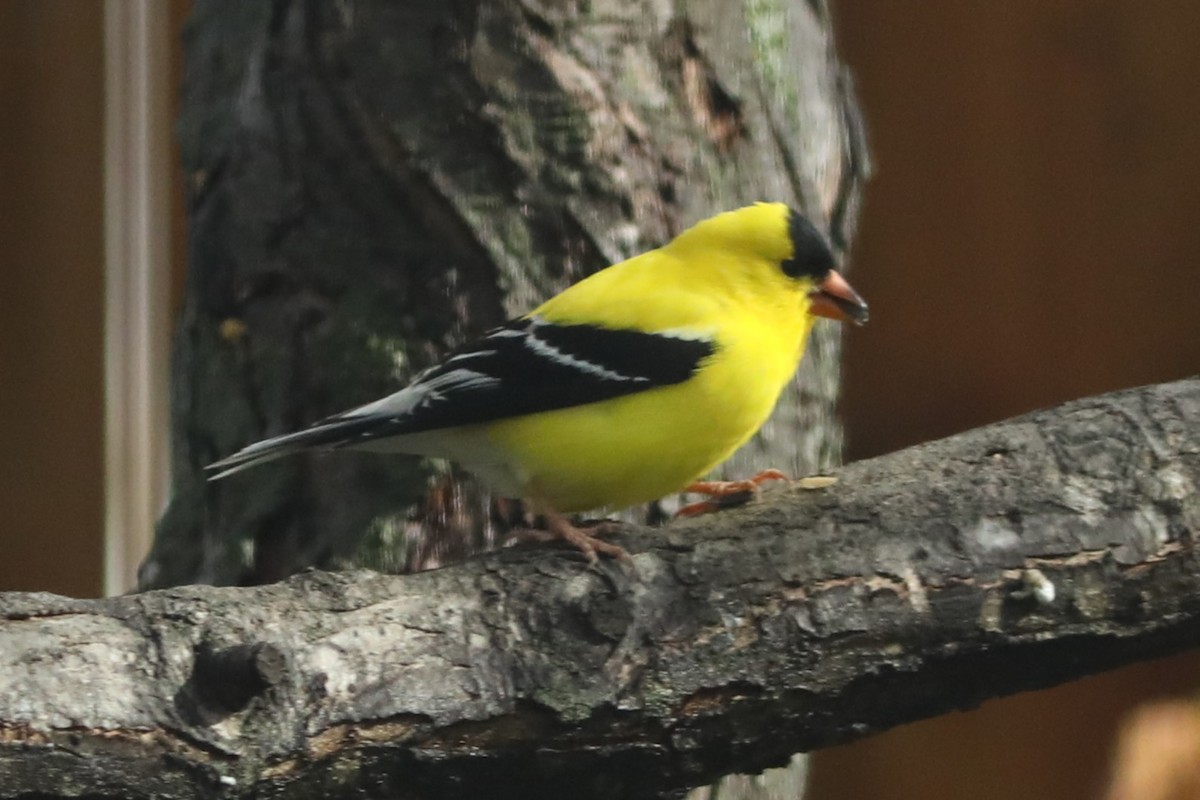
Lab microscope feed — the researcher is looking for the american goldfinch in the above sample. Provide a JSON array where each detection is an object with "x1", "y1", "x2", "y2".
[{"x1": 208, "y1": 203, "x2": 868, "y2": 561}]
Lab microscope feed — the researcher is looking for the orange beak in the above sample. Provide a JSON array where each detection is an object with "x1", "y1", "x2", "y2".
[{"x1": 809, "y1": 270, "x2": 869, "y2": 325}]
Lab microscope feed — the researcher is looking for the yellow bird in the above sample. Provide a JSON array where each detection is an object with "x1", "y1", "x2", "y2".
[{"x1": 208, "y1": 203, "x2": 868, "y2": 561}]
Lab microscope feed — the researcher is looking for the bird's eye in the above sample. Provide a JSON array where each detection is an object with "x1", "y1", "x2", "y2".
[{"x1": 781, "y1": 209, "x2": 836, "y2": 280}]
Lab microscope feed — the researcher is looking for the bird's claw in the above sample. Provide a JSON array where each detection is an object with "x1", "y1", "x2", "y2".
[
  {"x1": 683, "y1": 468, "x2": 789, "y2": 499},
  {"x1": 676, "y1": 469, "x2": 790, "y2": 518},
  {"x1": 514, "y1": 511, "x2": 633, "y2": 566},
  {"x1": 676, "y1": 491, "x2": 753, "y2": 517},
  {"x1": 556, "y1": 522, "x2": 632, "y2": 566}
]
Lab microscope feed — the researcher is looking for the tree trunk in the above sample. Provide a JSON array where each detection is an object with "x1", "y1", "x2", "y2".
[
  {"x1": 3, "y1": 380, "x2": 1198, "y2": 800},
  {"x1": 140, "y1": 2, "x2": 862, "y2": 797},
  {"x1": 142, "y1": 0, "x2": 865, "y2": 590}
]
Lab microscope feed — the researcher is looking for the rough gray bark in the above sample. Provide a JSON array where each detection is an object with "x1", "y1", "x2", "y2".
[
  {"x1": 146, "y1": 0, "x2": 864, "y2": 589},
  {"x1": 4, "y1": 379, "x2": 1198, "y2": 800}
]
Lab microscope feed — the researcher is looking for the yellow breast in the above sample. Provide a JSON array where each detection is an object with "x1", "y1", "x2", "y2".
[
  {"x1": 485, "y1": 304, "x2": 811, "y2": 512},
  {"x1": 482, "y1": 204, "x2": 819, "y2": 511}
]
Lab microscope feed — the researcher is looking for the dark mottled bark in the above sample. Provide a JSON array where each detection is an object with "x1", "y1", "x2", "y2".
[
  {"x1": 3, "y1": 379, "x2": 1197, "y2": 800},
  {"x1": 145, "y1": 0, "x2": 864, "y2": 590}
]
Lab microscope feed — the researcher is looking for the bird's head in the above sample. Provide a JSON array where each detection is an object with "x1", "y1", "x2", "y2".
[{"x1": 670, "y1": 202, "x2": 869, "y2": 326}]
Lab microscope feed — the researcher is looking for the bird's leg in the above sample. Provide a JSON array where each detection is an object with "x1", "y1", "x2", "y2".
[
  {"x1": 685, "y1": 468, "x2": 790, "y2": 497},
  {"x1": 510, "y1": 504, "x2": 631, "y2": 565},
  {"x1": 676, "y1": 468, "x2": 790, "y2": 517},
  {"x1": 540, "y1": 507, "x2": 631, "y2": 565}
]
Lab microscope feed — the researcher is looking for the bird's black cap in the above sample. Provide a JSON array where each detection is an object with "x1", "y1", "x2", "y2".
[{"x1": 781, "y1": 208, "x2": 836, "y2": 280}]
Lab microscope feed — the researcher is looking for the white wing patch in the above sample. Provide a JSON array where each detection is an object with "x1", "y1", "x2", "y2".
[
  {"x1": 654, "y1": 326, "x2": 717, "y2": 342},
  {"x1": 442, "y1": 348, "x2": 499, "y2": 366},
  {"x1": 346, "y1": 368, "x2": 501, "y2": 422},
  {"x1": 425, "y1": 368, "x2": 501, "y2": 393},
  {"x1": 526, "y1": 318, "x2": 646, "y2": 384}
]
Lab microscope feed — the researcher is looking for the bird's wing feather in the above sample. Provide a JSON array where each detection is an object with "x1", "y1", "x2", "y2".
[
  {"x1": 207, "y1": 316, "x2": 715, "y2": 477},
  {"x1": 339, "y1": 315, "x2": 716, "y2": 437}
]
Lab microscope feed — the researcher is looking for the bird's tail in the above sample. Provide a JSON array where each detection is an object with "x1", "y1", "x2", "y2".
[{"x1": 205, "y1": 415, "x2": 379, "y2": 480}]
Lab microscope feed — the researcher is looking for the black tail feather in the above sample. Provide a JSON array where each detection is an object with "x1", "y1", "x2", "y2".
[{"x1": 205, "y1": 415, "x2": 381, "y2": 480}]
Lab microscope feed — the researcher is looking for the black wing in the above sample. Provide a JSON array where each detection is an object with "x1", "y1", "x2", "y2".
[
  {"x1": 206, "y1": 316, "x2": 715, "y2": 478},
  {"x1": 346, "y1": 315, "x2": 717, "y2": 436}
]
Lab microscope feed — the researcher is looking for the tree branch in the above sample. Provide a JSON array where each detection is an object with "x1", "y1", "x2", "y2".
[{"x1": 2, "y1": 379, "x2": 1198, "y2": 800}]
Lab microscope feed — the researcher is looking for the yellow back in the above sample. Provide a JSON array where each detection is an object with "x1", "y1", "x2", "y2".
[
  {"x1": 536, "y1": 202, "x2": 815, "y2": 333},
  {"x1": 487, "y1": 202, "x2": 826, "y2": 511}
]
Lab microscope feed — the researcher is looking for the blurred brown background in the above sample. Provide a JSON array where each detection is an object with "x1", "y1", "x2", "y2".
[
  {"x1": 0, "y1": 1, "x2": 1196, "y2": 798},
  {"x1": 0, "y1": 0, "x2": 189, "y2": 598},
  {"x1": 814, "y1": 3, "x2": 1200, "y2": 799},
  {"x1": 0, "y1": 2, "x2": 106, "y2": 597}
]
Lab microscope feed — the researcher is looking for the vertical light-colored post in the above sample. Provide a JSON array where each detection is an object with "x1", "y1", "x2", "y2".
[{"x1": 103, "y1": 0, "x2": 172, "y2": 595}]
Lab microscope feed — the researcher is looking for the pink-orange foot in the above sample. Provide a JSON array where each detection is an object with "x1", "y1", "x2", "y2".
[
  {"x1": 676, "y1": 468, "x2": 790, "y2": 518},
  {"x1": 515, "y1": 507, "x2": 631, "y2": 565}
]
